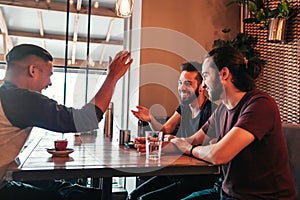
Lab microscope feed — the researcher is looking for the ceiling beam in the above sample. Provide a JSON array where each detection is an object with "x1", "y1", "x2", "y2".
[
  {"x1": 71, "y1": 0, "x2": 82, "y2": 65},
  {"x1": 37, "y1": 10, "x2": 46, "y2": 48},
  {"x1": 99, "y1": 18, "x2": 115, "y2": 64},
  {"x1": 0, "y1": 0, "x2": 119, "y2": 18},
  {"x1": 8, "y1": 30, "x2": 123, "y2": 46},
  {"x1": 53, "y1": 57, "x2": 108, "y2": 69}
]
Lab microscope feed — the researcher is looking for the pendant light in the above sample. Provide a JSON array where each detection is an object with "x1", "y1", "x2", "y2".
[{"x1": 115, "y1": 0, "x2": 134, "y2": 18}]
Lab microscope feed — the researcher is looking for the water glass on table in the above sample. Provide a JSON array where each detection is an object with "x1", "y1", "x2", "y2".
[{"x1": 145, "y1": 131, "x2": 163, "y2": 160}]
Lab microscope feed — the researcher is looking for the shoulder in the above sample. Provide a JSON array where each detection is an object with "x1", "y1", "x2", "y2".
[
  {"x1": 247, "y1": 89, "x2": 274, "y2": 100},
  {"x1": 0, "y1": 83, "x2": 57, "y2": 118},
  {"x1": 1, "y1": 83, "x2": 52, "y2": 104},
  {"x1": 243, "y1": 90, "x2": 277, "y2": 109}
]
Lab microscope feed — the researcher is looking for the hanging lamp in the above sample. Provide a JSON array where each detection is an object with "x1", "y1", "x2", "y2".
[{"x1": 115, "y1": 0, "x2": 134, "y2": 17}]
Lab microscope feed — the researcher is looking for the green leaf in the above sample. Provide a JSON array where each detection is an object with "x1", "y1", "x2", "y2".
[
  {"x1": 248, "y1": 1, "x2": 257, "y2": 13},
  {"x1": 222, "y1": 28, "x2": 231, "y2": 33}
]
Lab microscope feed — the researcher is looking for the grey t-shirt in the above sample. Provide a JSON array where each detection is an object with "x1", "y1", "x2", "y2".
[{"x1": 175, "y1": 100, "x2": 216, "y2": 138}]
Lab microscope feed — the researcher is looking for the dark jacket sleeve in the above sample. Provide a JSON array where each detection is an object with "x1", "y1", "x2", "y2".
[{"x1": 0, "y1": 85, "x2": 103, "y2": 133}]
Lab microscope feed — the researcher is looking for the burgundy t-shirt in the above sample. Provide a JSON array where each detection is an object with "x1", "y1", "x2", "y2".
[{"x1": 202, "y1": 90, "x2": 296, "y2": 199}]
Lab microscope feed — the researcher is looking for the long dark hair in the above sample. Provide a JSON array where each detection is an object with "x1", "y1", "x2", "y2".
[{"x1": 207, "y1": 46, "x2": 262, "y2": 92}]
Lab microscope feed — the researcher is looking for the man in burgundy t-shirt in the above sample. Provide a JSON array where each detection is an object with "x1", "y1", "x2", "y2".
[
  {"x1": 171, "y1": 46, "x2": 296, "y2": 200},
  {"x1": 202, "y1": 90, "x2": 295, "y2": 199}
]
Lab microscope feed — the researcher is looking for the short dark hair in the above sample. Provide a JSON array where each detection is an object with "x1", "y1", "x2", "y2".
[
  {"x1": 180, "y1": 62, "x2": 203, "y2": 83},
  {"x1": 6, "y1": 44, "x2": 53, "y2": 64},
  {"x1": 207, "y1": 46, "x2": 262, "y2": 91}
]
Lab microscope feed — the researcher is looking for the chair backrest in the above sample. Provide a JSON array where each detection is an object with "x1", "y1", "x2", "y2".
[{"x1": 282, "y1": 123, "x2": 300, "y2": 199}]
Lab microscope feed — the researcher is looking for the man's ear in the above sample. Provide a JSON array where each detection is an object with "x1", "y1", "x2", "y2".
[
  {"x1": 219, "y1": 67, "x2": 230, "y2": 80},
  {"x1": 28, "y1": 65, "x2": 35, "y2": 77},
  {"x1": 198, "y1": 83, "x2": 204, "y2": 93}
]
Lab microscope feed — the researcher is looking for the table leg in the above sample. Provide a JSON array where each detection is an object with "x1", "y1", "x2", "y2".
[
  {"x1": 100, "y1": 177, "x2": 112, "y2": 200},
  {"x1": 92, "y1": 177, "x2": 100, "y2": 188}
]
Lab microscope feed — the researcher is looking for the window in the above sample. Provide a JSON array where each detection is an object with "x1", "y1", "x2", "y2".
[{"x1": 42, "y1": 67, "x2": 107, "y2": 107}]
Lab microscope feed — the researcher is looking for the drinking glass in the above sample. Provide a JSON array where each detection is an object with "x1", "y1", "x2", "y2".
[{"x1": 145, "y1": 131, "x2": 163, "y2": 160}]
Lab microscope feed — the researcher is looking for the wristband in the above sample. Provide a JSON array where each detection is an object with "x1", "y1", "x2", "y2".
[{"x1": 190, "y1": 145, "x2": 198, "y2": 157}]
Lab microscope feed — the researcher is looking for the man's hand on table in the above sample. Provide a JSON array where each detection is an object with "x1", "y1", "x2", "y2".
[
  {"x1": 134, "y1": 135, "x2": 178, "y2": 153},
  {"x1": 134, "y1": 137, "x2": 146, "y2": 152},
  {"x1": 170, "y1": 137, "x2": 192, "y2": 155}
]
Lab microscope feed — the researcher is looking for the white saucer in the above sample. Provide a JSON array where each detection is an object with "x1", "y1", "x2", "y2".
[{"x1": 46, "y1": 148, "x2": 74, "y2": 157}]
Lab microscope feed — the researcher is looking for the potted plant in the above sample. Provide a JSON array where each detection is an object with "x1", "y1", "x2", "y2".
[
  {"x1": 228, "y1": 0, "x2": 292, "y2": 43},
  {"x1": 249, "y1": 0, "x2": 290, "y2": 27},
  {"x1": 249, "y1": 0, "x2": 292, "y2": 42},
  {"x1": 213, "y1": 29, "x2": 265, "y2": 68}
]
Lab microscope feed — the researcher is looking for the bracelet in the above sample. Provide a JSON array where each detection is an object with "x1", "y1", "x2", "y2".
[{"x1": 190, "y1": 145, "x2": 198, "y2": 157}]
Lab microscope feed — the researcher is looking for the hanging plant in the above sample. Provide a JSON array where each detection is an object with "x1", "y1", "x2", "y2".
[
  {"x1": 249, "y1": 0, "x2": 292, "y2": 29},
  {"x1": 227, "y1": 0, "x2": 292, "y2": 29}
]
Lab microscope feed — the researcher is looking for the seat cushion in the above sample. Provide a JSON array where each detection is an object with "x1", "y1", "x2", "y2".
[{"x1": 282, "y1": 123, "x2": 300, "y2": 199}]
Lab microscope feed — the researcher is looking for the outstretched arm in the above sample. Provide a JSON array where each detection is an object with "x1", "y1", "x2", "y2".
[
  {"x1": 90, "y1": 51, "x2": 132, "y2": 112},
  {"x1": 131, "y1": 105, "x2": 162, "y2": 131},
  {"x1": 161, "y1": 112, "x2": 181, "y2": 134},
  {"x1": 131, "y1": 106, "x2": 181, "y2": 134}
]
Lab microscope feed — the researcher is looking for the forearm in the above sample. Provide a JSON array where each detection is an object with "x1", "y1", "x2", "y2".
[
  {"x1": 188, "y1": 144, "x2": 215, "y2": 163},
  {"x1": 191, "y1": 127, "x2": 256, "y2": 165},
  {"x1": 175, "y1": 142, "x2": 218, "y2": 165},
  {"x1": 158, "y1": 112, "x2": 181, "y2": 134},
  {"x1": 162, "y1": 141, "x2": 180, "y2": 153},
  {"x1": 148, "y1": 116, "x2": 163, "y2": 131},
  {"x1": 171, "y1": 129, "x2": 214, "y2": 158},
  {"x1": 90, "y1": 74, "x2": 118, "y2": 112},
  {"x1": 186, "y1": 129, "x2": 211, "y2": 145},
  {"x1": 160, "y1": 122, "x2": 179, "y2": 135}
]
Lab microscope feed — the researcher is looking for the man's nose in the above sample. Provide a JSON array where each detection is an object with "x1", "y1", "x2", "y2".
[{"x1": 179, "y1": 84, "x2": 186, "y2": 90}]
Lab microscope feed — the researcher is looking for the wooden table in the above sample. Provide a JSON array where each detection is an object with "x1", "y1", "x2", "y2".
[{"x1": 8, "y1": 128, "x2": 220, "y2": 199}]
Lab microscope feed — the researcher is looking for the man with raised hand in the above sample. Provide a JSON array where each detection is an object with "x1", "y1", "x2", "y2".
[{"x1": 0, "y1": 44, "x2": 132, "y2": 200}]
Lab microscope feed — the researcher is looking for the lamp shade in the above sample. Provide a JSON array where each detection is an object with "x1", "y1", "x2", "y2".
[{"x1": 115, "y1": 0, "x2": 134, "y2": 18}]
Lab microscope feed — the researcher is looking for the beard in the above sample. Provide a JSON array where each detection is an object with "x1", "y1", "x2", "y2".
[
  {"x1": 180, "y1": 85, "x2": 199, "y2": 105},
  {"x1": 208, "y1": 77, "x2": 223, "y2": 102}
]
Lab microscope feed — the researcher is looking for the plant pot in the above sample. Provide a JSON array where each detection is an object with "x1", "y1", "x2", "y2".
[
  {"x1": 243, "y1": 3, "x2": 251, "y2": 19},
  {"x1": 241, "y1": 2, "x2": 256, "y2": 23},
  {"x1": 267, "y1": 18, "x2": 287, "y2": 43}
]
